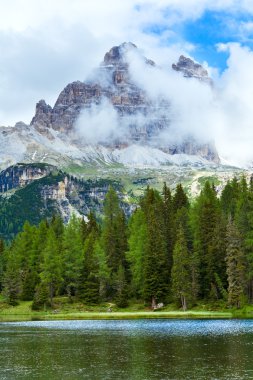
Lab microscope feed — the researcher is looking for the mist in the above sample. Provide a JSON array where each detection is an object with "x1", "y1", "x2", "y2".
[{"x1": 75, "y1": 42, "x2": 253, "y2": 167}]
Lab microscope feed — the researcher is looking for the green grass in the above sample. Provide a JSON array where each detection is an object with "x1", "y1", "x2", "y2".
[
  {"x1": 0, "y1": 298, "x2": 238, "y2": 322},
  {"x1": 2, "y1": 297, "x2": 253, "y2": 322}
]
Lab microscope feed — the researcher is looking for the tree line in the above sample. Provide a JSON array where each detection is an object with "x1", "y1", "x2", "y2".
[{"x1": 0, "y1": 177, "x2": 253, "y2": 310}]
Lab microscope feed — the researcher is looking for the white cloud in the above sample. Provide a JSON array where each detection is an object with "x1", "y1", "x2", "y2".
[
  {"x1": 75, "y1": 99, "x2": 121, "y2": 144},
  {"x1": 1, "y1": 1, "x2": 253, "y2": 125},
  {"x1": 1, "y1": 0, "x2": 253, "y2": 165},
  {"x1": 74, "y1": 42, "x2": 253, "y2": 166}
]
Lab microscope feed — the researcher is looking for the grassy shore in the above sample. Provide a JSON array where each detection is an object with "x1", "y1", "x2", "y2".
[{"x1": 1, "y1": 296, "x2": 252, "y2": 322}]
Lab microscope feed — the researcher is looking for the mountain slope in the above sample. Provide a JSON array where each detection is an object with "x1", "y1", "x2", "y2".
[{"x1": 0, "y1": 163, "x2": 128, "y2": 240}]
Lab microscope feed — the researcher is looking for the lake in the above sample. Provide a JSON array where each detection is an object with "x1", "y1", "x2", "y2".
[{"x1": 0, "y1": 319, "x2": 253, "y2": 379}]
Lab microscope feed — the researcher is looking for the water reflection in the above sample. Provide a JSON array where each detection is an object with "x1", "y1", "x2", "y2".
[{"x1": 0, "y1": 319, "x2": 253, "y2": 379}]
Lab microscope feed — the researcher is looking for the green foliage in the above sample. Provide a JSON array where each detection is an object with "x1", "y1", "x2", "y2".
[
  {"x1": 1, "y1": 177, "x2": 253, "y2": 311},
  {"x1": 127, "y1": 209, "x2": 147, "y2": 298},
  {"x1": 226, "y1": 220, "x2": 246, "y2": 308},
  {"x1": 142, "y1": 188, "x2": 169, "y2": 306},
  {"x1": 191, "y1": 181, "x2": 225, "y2": 299},
  {"x1": 101, "y1": 186, "x2": 129, "y2": 298},
  {"x1": 171, "y1": 226, "x2": 192, "y2": 310},
  {"x1": 39, "y1": 226, "x2": 63, "y2": 305},
  {"x1": 62, "y1": 215, "x2": 83, "y2": 299},
  {"x1": 3, "y1": 247, "x2": 22, "y2": 305},
  {"x1": 78, "y1": 215, "x2": 100, "y2": 304},
  {"x1": 0, "y1": 172, "x2": 64, "y2": 240}
]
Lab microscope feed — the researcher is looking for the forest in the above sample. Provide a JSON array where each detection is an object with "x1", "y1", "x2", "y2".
[{"x1": 0, "y1": 176, "x2": 252, "y2": 311}]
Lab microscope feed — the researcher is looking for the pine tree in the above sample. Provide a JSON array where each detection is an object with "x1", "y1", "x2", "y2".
[
  {"x1": 171, "y1": 226, "x2": 192, "y2": 310},
  {"x1": 220, "y1": 177, "x2": 240, "y2": 218},
  {"x1": 226, "y1": 220, "x2": 246, "y2": 308},
  {"x1": 114, "y1": 264, "x2": 128, "y2": 308},
  {"x1": 127, "y1": 209, "x2": 147, "y2": 298},
  {"x1": 32, "y1": 282, "x2": 50, "y2": 310},
  {"x1": 101, "y1": 186, "x2": 128, "y2": 298},
  {"x1": 162, "y1": 183, "x2": 174, "y2": 278},
  {"x1": 0, "y1": 239, "x2": 5, "y2": 292},
  {"x1": 3, "y1": 247, "x2": 22, "y2": 305},
  {"x1": 94, "y1": 241, "x2": 110, "y2": 301},
  {"x1": 78, "y1": 215, "x2": 100, "y2": 304},
  {"x1": 62, "y1": 214, "x2": 83, "y2": 300},
  {"x1": 39, "y1": 226, "x2": 63, "y2": 306},
  {"x1": 173, "y1": 184, "x2": 189, "y2": 213},
  {"x1": 7, "y1": 221, "x2": 38, "y2": 301},
  {"x1": 142, "y1": 188, "x2": 169, "y2": 306},
  {"x1": 191, "y1": 181, "x2": 222, "y2": 299},
  {"x1": 243, "y1": 184, "x2": 253, "y2": 302}
]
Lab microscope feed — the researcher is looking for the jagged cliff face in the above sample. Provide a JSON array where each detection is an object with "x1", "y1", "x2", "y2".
[
  {"x1": 29, "y1": 42, "x2": 219, "y2": 162},
  {"x1": 0, "y1": 163, "x2": 53, "y2": 193}
]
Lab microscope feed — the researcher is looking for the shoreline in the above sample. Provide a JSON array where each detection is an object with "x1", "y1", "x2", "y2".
[
  {"x1": 0, "y1": 310, "x2": 239, "y2": 322},
  {"x1": 1, "y1": 298, "x2": 253, "y2": 322}
]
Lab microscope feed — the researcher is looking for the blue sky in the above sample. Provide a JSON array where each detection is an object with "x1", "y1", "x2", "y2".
[
  {"x1": 144, "y1": 7, "x2": 253, "y2": 72},
  {"x1": 183, "y1": 10, "x2": 253, "y2": 70}
]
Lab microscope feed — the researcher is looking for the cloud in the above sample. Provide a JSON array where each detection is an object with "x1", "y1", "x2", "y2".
[
  {"x1": 75, "y1": 99, "x2": 121, "y2": 144},
  {"x1": 1, "y1": 0, "x2": 253, "y2": 125},
  {"x1": 74, "y1": 42, "x2": 253, "y2": 166},
  {"x1": 126, "y1": 43, "x2": 253, "y2": 166},
  {"x1": 126, "y1": 48, "x2": 217, "y2": 143},
  {"x1": 214, "y1": 43, "x2": 253, "y2": 165},
  {"x1": 1, "y1": 0, "x2": 253, "y2": 166}
]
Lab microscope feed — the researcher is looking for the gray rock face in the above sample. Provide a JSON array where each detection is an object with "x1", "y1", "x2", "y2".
[
  {"x1": 0, "y1": 163, "x2": 53, "y2": 193},
  {"x1": 172, "y1": 55, "x2": 211, "y2": 84},
  {"x1": 29, "y1": 42, "x2": 218, "y2": 162}
]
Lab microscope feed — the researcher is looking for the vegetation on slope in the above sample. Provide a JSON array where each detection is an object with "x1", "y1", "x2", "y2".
[{"x1": 1, "y1": 176, "x2": 253, "y2": 318}]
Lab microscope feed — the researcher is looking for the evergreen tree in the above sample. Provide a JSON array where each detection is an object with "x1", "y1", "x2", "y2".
[
  {"x1": 171, "y1": 226, "x2": 192, "y2": 310},
  {"x1": 3, "y1": 247, "x2": 22, "y2": 305},
  {"x1": 226, "y1": 220, "x2": 246, "y2": 308},
  {"x1": 7, "y1": 221, "x2": 38, "y2": 301},
  {"x1": 32, "y1": 282, "x2": 50, "y2": 310},
  {"x1": 94, "y1": 241, "x2": 110, "y2": 301},
  {"x1": 39, "y1": 226, "x2": 62, "y2": 305},
  {"x1": 142, "y1": 188, "x2": 169, "y2": 306},
  {"x1": 62, "y1": 214, "x2": 83, "y2": 300},
  {"x1": 127, "y1": 209, "x2": 147, "y2": 298},
  {"x1": 173, "y1": 184, "x2": 189, "y2": 213},
  {"x1": 78, "y1": 214, "x2": 100, "y2": 304},
  {"x1": 0, "y1": 239, "x2": 5, "y2": 292},
  {"x1": 220, "y1": 177, "x2": 240, "y2": 218},
  {"x1": 244, "y1": 185, "x2": 253, "y2": 302},
  {"x1": 162, "y1": 183, "x2": 174, "y2": 277},
  {"x1": 101, "y1": 186, "x2": 128, "y2": 298},
  {"x1": 114, "y1": 264, "x2": 129, "y2": 308},
  {"x1": 191, "y1": 181, "x2": 223, "y2": 299}
]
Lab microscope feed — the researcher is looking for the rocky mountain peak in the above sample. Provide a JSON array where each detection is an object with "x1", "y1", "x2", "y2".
[
  {"x1": 172, "y1": 55, "x2": 211, "y2": 83},
  {"x1": 102, "y1": 42, "x2": 137, "y2": 66},
  {"x1": 31, "y1": 99, "x2": 52, "y2": 130},
  {"x1": 27, "y1": 42, "x2": 219, "y2": 163}
]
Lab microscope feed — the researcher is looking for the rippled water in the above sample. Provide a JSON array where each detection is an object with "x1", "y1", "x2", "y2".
[{"x1": 1, "y1": 319, "x2": 253, "y2": 379}]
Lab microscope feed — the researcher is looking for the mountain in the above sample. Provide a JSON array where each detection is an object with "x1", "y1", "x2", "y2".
[
  {"x1": 0, "y1": 42, "x2": 220, "y2": 172},
  {"x1": 0, "y1": 163, "x2": 131, "y2": 240},
  {"x1": 0, "y1": 42, "x2": 248, "y2": 231}
]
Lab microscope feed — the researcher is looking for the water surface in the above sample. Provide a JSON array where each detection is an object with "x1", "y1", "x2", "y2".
[{"x1": 1, "y1": 319, "x2": 253, "y2": 379}]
